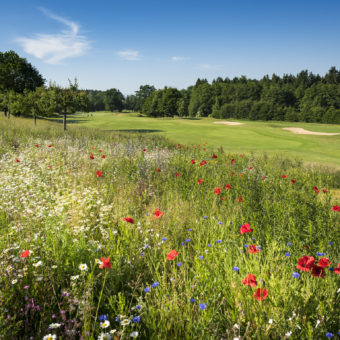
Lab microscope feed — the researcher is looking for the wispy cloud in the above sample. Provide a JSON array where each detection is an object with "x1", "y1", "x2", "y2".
[
  {"x1": 171, "y1": 56, "x2": 190, "y2": 62},
  {"x1": 116, "y1": 50, "x2": 140, "y2": 61},
  {"x1": 16, "y1": 8, "x2": 90, "y2": 64},
  {"x1": 200, "y1": 64, "x2": 223, "y2": 70}
]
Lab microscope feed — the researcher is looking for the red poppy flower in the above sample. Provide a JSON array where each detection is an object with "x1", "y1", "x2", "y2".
[
  {"x1": 332, "y1": 205, "x2": 340, "y2": 212},
  {"x1": 291, "y1": 179, "x2": 296, "y2": 184},
  {"x1": 175, "y1": 173, "x2": 180, "y2": 177},
  {"x1": 96, "y1": 170, "x2": 103, "y2": 177},
  {"x1": 313, "y1": 186, "x2": 318, "y2": 191},
  {"x1": 99, "y1": 149, "x2": 102, "y2": 153},
  {"x1": 156, "y1": 168, "x2": 161, "y2": 172},
  {"x1": 212, "y1": 154, "x2": 217, "y2": 159},
  {"x1": 231, "y1": 159, "x2": 235, "y2": 164},
  {"x1": 154, "y1": 209, "x2": 163, "y2": 219},
  {"x1": 237, "y1": 196, "x2": 243, "y2": 202},
  {"x1": 191, "y1": 159, "x2": 196, "y2": 164},
  {"x1": 317, "y1": 258, "x2": 332, "y2": 267},
  {"x1": 262, "y1": 176, "x2": 266, "y2": 180},
  {"x1": 197, "y1": 179, "x2": 204, "y2": 184},
  {"x1": 334, "y1": 263, "x2": 340, "y2": 274},
  {"x1": 311, "y1": 265, "x2": 325, "y2": 278},
  {"x1": 90, "y1": 155, "x2": 94, "y2": 159},
  {"x1": 123, "y1": 217, "x2": 134, "y2": 224},
  {"x1": 35, "y1": 144, "x2": 39, "y2": 148},
  {"x1": 15, "y1": 158, "x2": 20, "y2": 162},
  {"x1": 200, "y1": 160, "x2": 207, "y2": 166},
  {"x1": 143, "y1": 148, "x2": 147, "y2": 152},
  {"x1": 225, "y1": 184, "x2": 231, "y2": 190},
  {"x1": 242, "y1": 273, "x2": 257, "y2": 287},
  {"x1": 102, "y1": 155, "x2": 106, "y2": 159},
  {"x1": 296, "y1": 256, "x2": 315, "y2": 272},
  {"x1": 282, "y1": 175, "x2": 287, "y2": 178},
  {"x1": 214, "y1": 187, "x2": 221, "y2": 195},
  {"x1": 240, "y1": 223, "x2": 253, "y2": 234},
  {"x1": 48, "y1": 144, "x2": 52, "y2": 147},
  {"x1": 253, "y1": 288, "x2": 268, "y2": 301},
  {"x1": 231, "y1": 172, "x2": 235, "y2": 176},
  {"x1": 20, "y1": 250, "x2": 30, "y2": 258},
  {"x1": 48, "y1": 165, "x2": 52, "y2": 169},
  {"x1": 99, "y1": 257, "x2": 112, "y2": 269},
  {"x1": 167, "y1": 249, "x2": 179, "y2": 261},
  {"x1": 203, "y1": 148, "x2": 206, "y2": 151},
  {"x1": 91, "y1": 147, "x2": 95, "y2": 149},
  {"x1": 322, "y1": 189, "x2": 327, "y2": 193},
  {"x1": 248, "y1": 245, "x2": 260, "y2": 254},
  {"x1": 249, "y1": 166, "x2": 253, "y2": 170}
]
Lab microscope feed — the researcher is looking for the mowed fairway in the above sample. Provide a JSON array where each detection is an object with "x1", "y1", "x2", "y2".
[{"x1": 56, "y1": 112, "x2": 340, "y2": 168}]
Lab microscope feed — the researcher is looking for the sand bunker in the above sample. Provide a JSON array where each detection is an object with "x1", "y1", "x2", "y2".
[
  {"x1": 283, "y1": 127, "x2": 340, "y2": 136},
  {"x1": 214, "y1": 121, "x2": 244, "y2": 126}
]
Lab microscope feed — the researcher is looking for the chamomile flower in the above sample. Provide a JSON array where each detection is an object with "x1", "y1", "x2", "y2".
[
  {"x1": 49, "y1": 323, "x2": 61, "y2": 329},
  {"x1": 121, "y1": 319, "x2": 131, "y2": 326},
  {"x1": 130, "y1": 331, "x2": 139, "y2": 338},
  {"x1": 33, "y1": 261, "x2": 42, "y2": 267},
  {"x1": 70, "y1": 275, "x2": 79, "y2": 281},
  {"x1": 43, "y1": 334, "x2": 57, "y2": 340},
  {"x1": 98, "y1": 333, "x2": 111, "y2": 340},
  {"x1": 100, "y1": 320, "x2": 110, "y2": 328},
  {"x1": 79, "y1": 264, "x2": 88, "y2": 271}
]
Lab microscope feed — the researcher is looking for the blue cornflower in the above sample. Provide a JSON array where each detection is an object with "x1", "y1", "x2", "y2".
[
  {"x1": 218, "y1": 221, "x2": 222, "y2": 225},
  {"x1": 151, "y1": 282, "x2": 159, "y2": 288},
  {"x1": 141, "y1": 252, "x2": 145, "y2": 256},
  {"x1": 230, "y1": 221, "x2": 233, "y2": 225},
  {"x1": 328, "y1": 242, "x2": 333, "y2": 245},
  {"x1": 98, "y1": 314, "x2": 108, "y2": 321},
  {"x1": 285, "y1": 252, "x2": 291, "y2": 257},
  {"x1": 146, "y1": 213, "x2": 149, "y2": 216},
  {"x1": 190, "y1": 298, "x2": 195, "y2": 303},
  {"x1": 198, "y1": 256, "x2": 204, "y2": 260},
  {"x1": 115, "y1": 315, "x2": 122, "y2": 322},
  {"x1": 316, "y1": 252, "x2": 325, "y2": 256},
  {"x1": 204, "y1": 216, "x2": 208, "y2": 219},
  {"x1": 188, "y1": 228, "x2": 193, "y2": 231},
  {"x1": 162, "y1": 237, "x2": 167, "y2": 241},
  {"x1": 94, "y1": 249, "x2": 100, "y2": 252},
  {"x1": 132, "y1": 316, "x2": 141, "y2": 323},
  {"x1": 181, "y1": 242, "x2": 185, "y2": 245},
  {"x1": 287, "y1": 242, "x2": 292, "y2": 246},
  {"x1": 326, "y1": 332, "x2": 333, "y2": 338},
  {"x1": 232, "y1": 266, "x2": 239, "y2": 272},
  {"x1": 143, "y1": 244, "x2": 149, "y2": 249},
  {"x1": 244, "y1": 244, "x2": 249, "y2": 248},
  {"x1": 329, "y1": 267, "x2": 334, "y2": 272},
  {"x1": 136, "y1": 305, "x2": 141, "y2": 310},
  {"x1": 208, "y1": 244, "x2": 212, "y2": 247},
  {"x1": 177, "y1": 262, "x2": 182, "y2": 267},
  {"x1": 186, "y1": 238, "x2": 191, "y2": 242},
  {"x1": 216, "y1": 240, "x2": 222, "y2": 243},
  {"x1": 144, "y1": 287, "x2": 150, "y2": 293},
  {"x1": 292, "y1": 272, "x2": 300, "y2": 278},
  {"x1": 199, "y1": 303, "x2": 207, "y2": 310}
]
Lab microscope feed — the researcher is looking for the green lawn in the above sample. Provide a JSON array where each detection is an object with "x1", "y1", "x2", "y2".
[{"x1": 55, "y1": 112, "x2": 339, "y2": 168}]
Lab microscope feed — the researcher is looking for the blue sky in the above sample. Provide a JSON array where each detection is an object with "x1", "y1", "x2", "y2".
[{"x1": 1, "y1": 0, "x2": 340, "y2": 94}]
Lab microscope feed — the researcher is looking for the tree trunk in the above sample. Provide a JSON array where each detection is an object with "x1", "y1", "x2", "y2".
[
  {"x1": 34, "y1": 113, "x2": 37, "y2": 126},
  {"x1": 63, "y1": 112, "x2": 67, "y2": 131},
  {"x1": 4, "y1": 109, "x2": 7, "y2": 117},
  {"x1": 8, "y1": 109, "x2": 10, "y2": 119}
]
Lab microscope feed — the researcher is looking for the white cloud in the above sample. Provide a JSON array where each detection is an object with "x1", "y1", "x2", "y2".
[
  {"x1": 171, "y1": 56, "x2": 190, "y2": 62},
  {"x1": 16, "y1": 8, "x2": 90, "y2": 64},
  {"x1": 116, "y1": 50, "x2": 140, "y2": 61}
]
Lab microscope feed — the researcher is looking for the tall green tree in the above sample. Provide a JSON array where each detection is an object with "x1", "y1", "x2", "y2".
[{"x1": 104, "y1": 88, "x2": 124, "y2": 112}]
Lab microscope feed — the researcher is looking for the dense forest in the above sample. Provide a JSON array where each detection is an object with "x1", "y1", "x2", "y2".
[
  {"x1": 86, "y1": 68, "x2": 340, "y2": 124},
  {"x1": 1, "y1": 50, "x2": 340, "y2": 124}
]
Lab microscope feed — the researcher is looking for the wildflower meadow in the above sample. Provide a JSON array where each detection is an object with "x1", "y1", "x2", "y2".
[{"x1": 0, "y1": 117, "x2": 339, "y2": 339}]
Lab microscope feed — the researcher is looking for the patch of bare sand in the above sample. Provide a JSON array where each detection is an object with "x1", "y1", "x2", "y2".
[
  {"x1": 283, "y1": 127, "x2": 340, "y2": 136},
  {"x1": 214, "y1": 121, "x2": 244, "y2": 126}
]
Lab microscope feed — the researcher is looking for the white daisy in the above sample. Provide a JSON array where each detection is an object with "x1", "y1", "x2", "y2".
[
  {"x1": 79, "y1": 264, "x2": 88, "y2": 271},
  {"x1": 11, "y1": 279, "x2": 18, "y2": 284},
  {"x1": 100, "y1": 320, "x2": 110, "y2": 328},
  {"x1": 98, "y1": 333, "x2": 111, "y2": 340},
  {"x1": 33, "y1": 261, "x2": 42, "y2": 267},
  {"x1": 121, "y1": 319, "x2": 131, "y2": 326},
  {"x1": 130, "y1": 331, "x2": 139, "y2": 338},
  {"x1": 43, "y1": 334, "x2": 57, "y2": 340},
  {"x1": 49, "y1": 323, "x2": 61, "y2": 328}
]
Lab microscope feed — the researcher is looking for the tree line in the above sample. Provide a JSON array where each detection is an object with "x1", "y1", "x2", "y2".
[
  {"x1": 87, "y1": 69, "x2": 340, "y2": 124},
  {"x1": 1, "y1": 50, "x2": 340, "y2": 125}
]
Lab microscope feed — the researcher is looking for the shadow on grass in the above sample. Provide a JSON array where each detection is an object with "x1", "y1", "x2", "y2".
[
  {"x1": 107, "y1": 129, "x2": 164, "y2": 133},
  {"x1": 46, "y1": 118, "x2": 89, "y2": 124},
  {"x1": 180, "y1": 117, "x2": 202, "y2": 120}
]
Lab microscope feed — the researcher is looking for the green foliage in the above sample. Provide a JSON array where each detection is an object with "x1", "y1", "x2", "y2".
[
  {"x1": 104, "y1": 88, "x2": 124, "y2": 112},
  {"x1": 0, "y1": 117, "x2": 339, "y2": 339}
]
